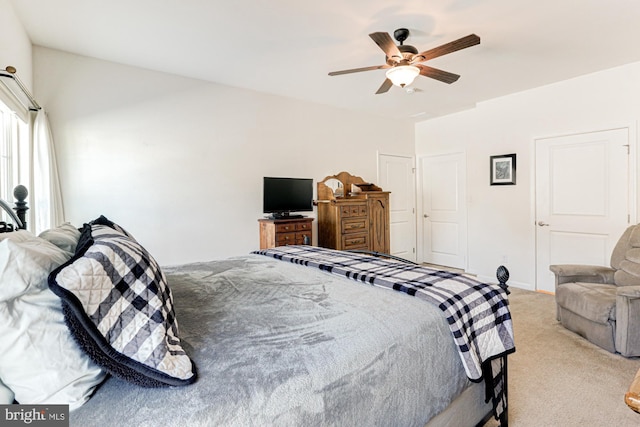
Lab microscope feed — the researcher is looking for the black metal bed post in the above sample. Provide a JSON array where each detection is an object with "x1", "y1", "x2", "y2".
[
  {"x1": 497, "y1": 265, "x2": 510, "y2": 294},
  {"x1": 13, "y1": 185, "x2": 28, "y2": 230},
  {"x1": 497, "y1": 265, "x2": 509, "y2": 427},
  {"x1": 500, "y1": 354, "x2": 509, "y2": 427}
]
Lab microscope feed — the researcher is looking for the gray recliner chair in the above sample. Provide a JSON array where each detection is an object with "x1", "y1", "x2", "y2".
[{"x1": 550, "y1": 224, "x2": 640, "y2": 357}]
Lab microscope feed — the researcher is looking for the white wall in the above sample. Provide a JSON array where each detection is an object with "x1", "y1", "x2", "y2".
[
  {"x1": 33, "y1": 47, "x2": 415, "y2": 265},
  {"x1": 27, "y1": 23, "x2": 640, "y2": 284},
  {"x1": 416, "y1": 61, "x2": 640, "y2": 289},
  {"x1": 0, "y1": 0, "x2": 32, "y2": 212},
  {"x1": 0, "y1": 0, "x2": 32, "y2": 88}
]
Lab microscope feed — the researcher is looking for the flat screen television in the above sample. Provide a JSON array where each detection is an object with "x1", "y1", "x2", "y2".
[{"x1": 263, "y1": 177, "x2": 313, "y2": 219}]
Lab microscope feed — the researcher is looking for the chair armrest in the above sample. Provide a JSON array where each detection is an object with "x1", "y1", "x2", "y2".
[
  {"x1": 625, "y1": 369, "x2": 640, "y2": 413},
  {"x1": 617, "y1": 286, "x2": 640, "y2": 299},
  {"x1": 549, "y1": 264, "x2": 615, "y2": 285},
  {"x1": 616, "y1": 286, "x2": 640, "y2": 357}
]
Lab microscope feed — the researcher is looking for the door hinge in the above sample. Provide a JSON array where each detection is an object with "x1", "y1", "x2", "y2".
[
  {"x1": 412, "y1": 168, "x2": 416, "y2": 174},
  {"x1": 623, "y1": 144, "x2": 630, "y2": 154}
]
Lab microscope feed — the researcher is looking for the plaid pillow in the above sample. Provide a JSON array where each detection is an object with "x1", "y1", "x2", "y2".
[
  {"x1": 75, "y1": 215, "x2": 134, "y2": 254},
  {"x1": 48, "y1": 220, "x2": 196, "y2": 387}
]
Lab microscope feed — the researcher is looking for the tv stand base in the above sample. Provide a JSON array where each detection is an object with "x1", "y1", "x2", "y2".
[{"x1": 268, "y1": 213, "x2": 304, "y2": 219}]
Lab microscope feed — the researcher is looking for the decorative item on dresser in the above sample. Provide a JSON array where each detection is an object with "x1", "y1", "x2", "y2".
[
  {"x1": 258, "y1": 217, "x2": 313, "y2": 249},
  {"x1": 315, "y1": 171, "x2": 390, "y2": 253}
]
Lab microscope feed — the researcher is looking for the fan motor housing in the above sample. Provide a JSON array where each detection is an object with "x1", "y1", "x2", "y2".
[
  {"x1": 386, "y1": 45, "x2": 418, "y2": 66},
  {"x1": 385, "y1": 28, "x2": 418, "y2": 65},
  {"x1": 399, "y1": 45, "x2": 418, "y2": 55}
]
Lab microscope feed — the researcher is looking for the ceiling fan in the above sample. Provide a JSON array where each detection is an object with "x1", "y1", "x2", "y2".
[{"x1": 328, "y1": 28, "x2": 480, "y2": 94}]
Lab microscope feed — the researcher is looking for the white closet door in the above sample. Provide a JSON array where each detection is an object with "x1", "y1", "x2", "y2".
[
  {"x1": 420, "y1": 152, "x2": 467, "y2": 269},
  {"x1": 378, "y1": 153, "x2": 417, "y2": 262},
  {"x1": 535, "y1": 128, "x2": 631, "y2": 293}
]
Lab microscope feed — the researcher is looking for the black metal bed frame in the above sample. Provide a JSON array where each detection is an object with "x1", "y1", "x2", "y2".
[{"x1": 0, "y1": 185, "x2": 28, "y2": 232}]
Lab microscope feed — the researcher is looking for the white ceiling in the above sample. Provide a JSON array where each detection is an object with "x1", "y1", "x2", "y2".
[{"x1": 9, "y1": 0, "x2": 640, "y2": 121}]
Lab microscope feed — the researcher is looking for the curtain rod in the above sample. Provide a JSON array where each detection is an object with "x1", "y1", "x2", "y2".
[{"x1": 0, "y1": 66, "x2": 41, "y2": 111}]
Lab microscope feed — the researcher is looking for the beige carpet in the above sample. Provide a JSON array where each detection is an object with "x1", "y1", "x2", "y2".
[{"x1": 483, "y1": 287, "x2": 640, "y2": 427}]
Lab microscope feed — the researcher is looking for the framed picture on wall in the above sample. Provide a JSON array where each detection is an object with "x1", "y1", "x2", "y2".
[{"x1": 490, "y1": 153, "x2": 516, "y2": 185}]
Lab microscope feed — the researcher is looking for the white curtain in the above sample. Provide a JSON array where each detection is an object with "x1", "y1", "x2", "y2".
[{"x1": 32, "y1": 109, "x2": 64, "y2": 233}]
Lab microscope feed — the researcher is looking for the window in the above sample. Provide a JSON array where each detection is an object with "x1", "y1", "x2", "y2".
[{"x1": 0, "y1": 99, "x2": 29, "y2": 225}]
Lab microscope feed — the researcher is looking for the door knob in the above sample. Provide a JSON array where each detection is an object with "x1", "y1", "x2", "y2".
[
  {"x1": 424, "y1": 214, "x2": 429, "y2": 218},
  {"x1": 537, "y1": 221, "x2": 549, "y2": 226}
]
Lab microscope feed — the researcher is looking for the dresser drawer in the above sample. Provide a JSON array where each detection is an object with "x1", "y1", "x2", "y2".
[
  {"x1": 353, "y1": 205, "x2": 367, "y2": 216},
  {"x1": 342, "y1": 219, "x2": 367, "y2": 234},
  {"x1": 340, "y1": 205, "x2": 353, "y2": 217},
  {"x1": 275, "y1": 223, "x2": 297, "y2": 233},
  {"x1": 295, "y1": 221, "x2": 312, "y2": 231},
  {"x1": 295, "y1": 231, "x2": 312, "y2": 244},
  {"x1": 340, "y1": 204, "x2": 367, "y2": 218},
  {"x1": 342, "y1": 233, "x2": 368, "y2": 249},
  {"x1": 276, "y1": 232, "x2": 296, "y2": 245}
]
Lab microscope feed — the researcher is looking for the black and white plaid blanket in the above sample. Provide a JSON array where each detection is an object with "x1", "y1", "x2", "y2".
[{"x1": 254, "y1": 245, "x2": 516, "y2": 420}]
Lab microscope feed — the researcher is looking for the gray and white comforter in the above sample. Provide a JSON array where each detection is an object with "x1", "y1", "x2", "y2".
[
  {"x1": 255, "y1": 245, "x2": 515, "y2": 380},
  {"x1": 71, "y1": 254, "x2": 481, "y2": 426}
]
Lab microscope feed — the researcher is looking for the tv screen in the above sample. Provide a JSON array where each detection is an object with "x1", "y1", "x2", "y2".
[{"x1": 263, "y1": 177, "x2": 313, "y2": 218}]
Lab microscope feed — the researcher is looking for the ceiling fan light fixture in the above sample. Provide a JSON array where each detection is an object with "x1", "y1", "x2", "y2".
[{"x1": 385, "y1": 65, "x2": 420, "y2": 88}]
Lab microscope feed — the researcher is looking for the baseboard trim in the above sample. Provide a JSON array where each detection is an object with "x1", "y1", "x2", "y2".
[{"x1": 475, "y1": 274, "x2": 534, "y2": 292}]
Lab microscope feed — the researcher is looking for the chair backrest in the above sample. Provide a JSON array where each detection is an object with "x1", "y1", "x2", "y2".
[{"x1": 611, "y1": 224, "x2": 640, "y2": 286}]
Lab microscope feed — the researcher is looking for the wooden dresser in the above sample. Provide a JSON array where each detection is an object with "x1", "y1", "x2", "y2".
[
  {"x1": 316, "y1": 172, "x2": 390, "y2": 253},
  {"x1": 258, "y1": 217, "x2": 313, "y2": 249}
]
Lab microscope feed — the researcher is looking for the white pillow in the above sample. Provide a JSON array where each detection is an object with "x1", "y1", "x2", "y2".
[
  {"x1": 0, "y1": 378, "x2": 14, "y2": 404},
  {"x1": 38, "y1": 223, "x2": 81, "y2": 253},
  {"x1": 0, "y1": 237, "x2": 106, "y2": 410},
  {"x1": 0, "y1": 229, "x2": 34, "y2": 242}
]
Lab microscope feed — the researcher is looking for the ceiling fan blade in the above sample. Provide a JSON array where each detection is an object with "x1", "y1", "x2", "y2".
[
  {"x1": 412, "y1": 34, "x2": 480, "y2": 63},
  {"x1": 328, "y1": 64, "x2": 390, "y2": 76},
  {"x1": 375, "y1": 78, "x2": 393, "y2": 94},
  {"x1": 369, "y1": 32, "x2": 403, "y2": 61},
  {"x1": 417, "y1": 65, "x2": 460, "y2": 84}
]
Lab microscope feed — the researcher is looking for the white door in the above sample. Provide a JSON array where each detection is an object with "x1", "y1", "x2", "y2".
[
  {"x1": 378, "y1": 153, "x2": 417, "y2": 262},
  {"x1": 419, "y1": 152, "x2": 467, "y2": 269},
  {"x1": 535, "y1": 128, "x2": 632, "y2": 293}
]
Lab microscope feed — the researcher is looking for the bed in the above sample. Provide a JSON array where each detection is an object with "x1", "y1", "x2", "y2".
[{"x1": 0, "y1": 186, "x2": 514, "y2": 427}]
